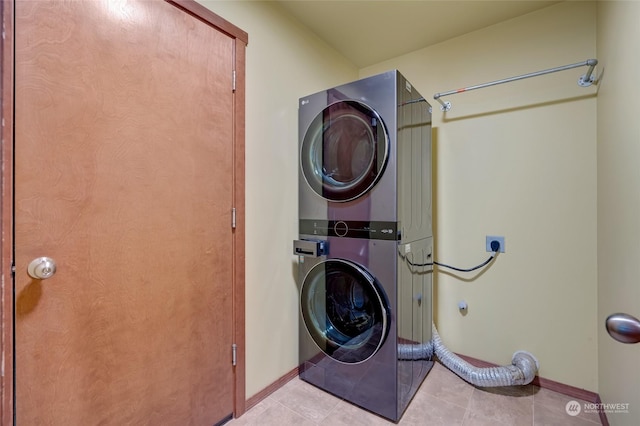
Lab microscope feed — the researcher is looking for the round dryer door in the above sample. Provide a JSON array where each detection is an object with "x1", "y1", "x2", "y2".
[
  {"x1": 301, "y1": 100, "x2": 389, "y2": 202},
  {"x1": 300, "y1": 259, "x2": 389, "y2": 364}
]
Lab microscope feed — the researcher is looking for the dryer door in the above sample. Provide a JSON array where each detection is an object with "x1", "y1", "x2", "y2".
[
  {"x1": 301, "y1": 100, "x2": 389, "y2": 202},
  {"x1": 301, "y1": 259, "x2": 389, "y2": 364}
]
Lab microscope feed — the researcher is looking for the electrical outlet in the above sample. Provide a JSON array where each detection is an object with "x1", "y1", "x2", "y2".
[{"x1": 486, "y1": 235, "x2": 505, "y2": 253}]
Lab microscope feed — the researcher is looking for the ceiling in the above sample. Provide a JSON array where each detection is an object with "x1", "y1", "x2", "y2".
[{"x1": 274, "y1": 0, "x2": 560, "y2": 68}]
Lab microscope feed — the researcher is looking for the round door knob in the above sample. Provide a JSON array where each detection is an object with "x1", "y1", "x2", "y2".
[
  {"x1": 606, "y1": 313, "x2": 640, "y2": 344},
  {"x1": 27, "y1": 257, "x2": 57, "y2": 280}
]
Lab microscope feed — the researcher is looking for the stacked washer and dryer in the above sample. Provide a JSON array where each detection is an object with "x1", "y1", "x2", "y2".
[{"x1": 294, "y1": 70, "x2": 434, "y2": 422}]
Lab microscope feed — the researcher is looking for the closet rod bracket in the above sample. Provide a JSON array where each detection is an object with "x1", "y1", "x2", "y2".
[
  {"x1": 578, "y1": 73, "x2": 596, "y2": 87},
  {"x1": 578, "y1": 59, "x2": 598, "y2": 87},
  {"x1": 439, "y1": 100, "x2": 451, "y2": 112}
]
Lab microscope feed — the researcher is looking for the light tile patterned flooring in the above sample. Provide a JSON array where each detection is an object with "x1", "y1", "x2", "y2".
[{"x1": 228, "y1": 362, "x2": 602, "y2": 425}]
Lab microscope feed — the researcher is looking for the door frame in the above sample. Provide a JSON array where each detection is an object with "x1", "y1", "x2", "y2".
[{"x1": 0, "y1": 0, "x2": 248, "y2": 422}]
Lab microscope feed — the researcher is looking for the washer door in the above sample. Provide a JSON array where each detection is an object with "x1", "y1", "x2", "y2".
[
  {"x1": 301, "y1": 100, "x2": 389, "y2": 202},
  {"x1": 301, "y1": 259, "x2": 389, "y2": 364}
]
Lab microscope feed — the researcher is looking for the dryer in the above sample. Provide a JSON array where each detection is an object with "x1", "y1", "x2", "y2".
[
  {"x1": 295, "y1": 71, "x2": 434, "y2": 422},
  {"x1": 298, "y1": 70, "x2": 432, "y2": 243}
]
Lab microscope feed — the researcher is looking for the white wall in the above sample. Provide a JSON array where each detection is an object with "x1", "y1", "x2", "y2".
[
  {"x1": 361, "y1": 1, "x2": 598, "y2": 391},
  {"x1": 597, "y1": 1, "x2": 640, "y2": 424},
  {"x1": 197, "y1": 1, "x2": 357, "y2": 398}
]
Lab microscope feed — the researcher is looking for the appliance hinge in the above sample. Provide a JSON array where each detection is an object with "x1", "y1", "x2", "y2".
[
  {"x1": 231, "y1": 207, "x2": 236, "y2": 229},
  {"x1": 10, "y1": 261, "x2": 15, "y2": 277},
  {"x1": 231, "y1": 343, "x2": 237, "y2": 366},
  {"x1": 232, "y1": 70, "x2": 236, "y2": 92}
]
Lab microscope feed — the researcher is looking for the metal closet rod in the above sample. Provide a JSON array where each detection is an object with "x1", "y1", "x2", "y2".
[{"x1": 433, "y1": 58, "x2": 598, "y2": 111}]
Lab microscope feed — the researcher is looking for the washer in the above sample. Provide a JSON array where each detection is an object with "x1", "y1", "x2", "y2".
[
  {"x1": 295, "y1": 234, "x2": 434, "y2": 422},
  {"x1": 295, "y1": 71, "x2": 434, "y2": 422}
]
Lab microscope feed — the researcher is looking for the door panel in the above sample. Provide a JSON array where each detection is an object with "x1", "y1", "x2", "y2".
[{"x1": 14, "y1": 1, "x2": 235, "y2": 424}]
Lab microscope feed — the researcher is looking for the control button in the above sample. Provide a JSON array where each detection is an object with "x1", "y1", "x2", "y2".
[{"x1": 334, "y1": 221, "x2": 348, "y2": 237}]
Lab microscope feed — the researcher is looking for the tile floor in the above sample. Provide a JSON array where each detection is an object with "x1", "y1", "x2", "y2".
[{"x1": 228, "y1": 362, "x2": 602, "y2": 425}]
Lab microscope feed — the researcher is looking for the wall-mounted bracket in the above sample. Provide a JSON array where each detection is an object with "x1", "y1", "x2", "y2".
[
  {"x1": 577, "y1": 59, "x2": 598, "y2": 87},
  {"x1": 578, "y1": 73, "x2": 596, "y2": 87},
  {"x1": 438, "y1": 100, "x2": 451, "y2": 112}
]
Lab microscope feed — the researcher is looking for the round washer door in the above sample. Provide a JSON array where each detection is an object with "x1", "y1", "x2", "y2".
[
  {"x1": 300, "y1": 259, "x2": 389, "y2": 364},
  {"x1": 301, "y1": 100, "x2": 389, "y2": 202}
]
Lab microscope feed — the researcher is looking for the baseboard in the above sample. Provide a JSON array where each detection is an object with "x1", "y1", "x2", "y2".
[
  {"x1": 454, "y1": 352, "x2": 599, "y2": 402},
  {"x1": 455, "y1": 352, "x2": 609, "y2": 425},
  {"x1": 595, "y1": 394, "x2": 610, "y2": 426},
  {"x1": 530, "y1": 375, "x2": 598, "y2": 403},
  {"x1": 243, "y1": 356, "x2": 609, "y2": 425},
  {"x1": 245, "y1": 366, "x2": 300, "y2": 412}
]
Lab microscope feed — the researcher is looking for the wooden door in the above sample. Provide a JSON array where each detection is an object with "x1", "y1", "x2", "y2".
[{"x1": 11, "y1": 1, "x2": 244, "y2": 424}]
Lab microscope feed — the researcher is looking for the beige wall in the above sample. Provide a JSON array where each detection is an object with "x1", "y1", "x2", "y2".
[
  {"x1": 197, "y1": 1, "x2": 357, "y2": 398},
  {"x1": 361, "y1": 1, "x2": 598, "y2": 391},
  {"x1": 597, "y1": 1, "x2": 640, "y2": 424},
  {"x1": 200, "y1": 0, "x2": 605, "y2": 399}
]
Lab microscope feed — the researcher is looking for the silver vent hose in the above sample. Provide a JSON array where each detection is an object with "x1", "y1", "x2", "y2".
[{"x1": 398, "y1": 324, "x2": 539, "y2": 387}]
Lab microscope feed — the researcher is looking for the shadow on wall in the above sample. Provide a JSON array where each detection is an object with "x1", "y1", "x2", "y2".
[
  {"x1": 439, "y1": 93, "x2": 598, "y2": 123},
  {"x1": 432, "y1": 126, "x2": 439, "y2": 327},
  {"x1": 291, "y1": 258, "x2": 300, "y2": 291}
]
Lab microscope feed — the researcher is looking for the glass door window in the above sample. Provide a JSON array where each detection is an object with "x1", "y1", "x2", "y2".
[
  {"x1": 300, "y1": 259, "x2": 389, "y2": 364},
  {"x1": 300, "y1": 100, "x2": 389, "y2": 202}
]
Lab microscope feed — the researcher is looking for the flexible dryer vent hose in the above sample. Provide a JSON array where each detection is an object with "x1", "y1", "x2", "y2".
[{"x1": 398, "y1": 324, "x2": 539, "y2": 387}]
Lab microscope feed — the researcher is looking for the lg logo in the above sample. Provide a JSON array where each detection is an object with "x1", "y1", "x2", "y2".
[{"x1": 565, "y1": 400, "x2": 582, "y2": 416}]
